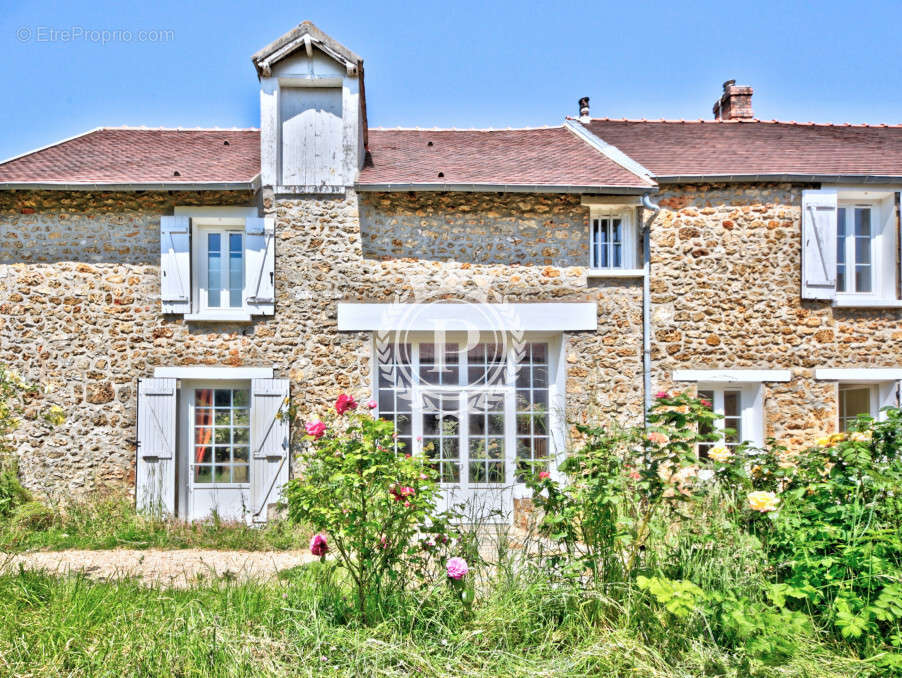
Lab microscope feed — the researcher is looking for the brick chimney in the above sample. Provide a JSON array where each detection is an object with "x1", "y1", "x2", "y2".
[{"x1": 712, "y1": 80, "x2": 754, "y2": 120}]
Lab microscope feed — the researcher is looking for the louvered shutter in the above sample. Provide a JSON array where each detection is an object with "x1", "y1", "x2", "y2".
[
  {"x1": 244, "y1": 217, "x2": 275, "y2": 316},
  {"x1": 160, "y1": 216, "x2": 191, "y2": 313},
  {"x1": 250, "y1": 378, "x2": 290, "y2": 522},
  {"x1": 136, "y1": 378, "x2": 177, "y2": 516},
  {"x1": 801, "y1": 189, "x2": 838, "y2": 300}
]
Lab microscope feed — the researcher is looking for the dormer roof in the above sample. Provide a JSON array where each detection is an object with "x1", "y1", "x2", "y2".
[{"x1": 251, "y1": 21, "x2": 362, "y2": 78}]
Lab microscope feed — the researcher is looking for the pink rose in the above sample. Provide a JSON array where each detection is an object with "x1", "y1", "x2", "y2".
[
  {"x1": 446, "y1": 556, "x2": 469, "y2": 580},
  {"x1": 335, "y1": 394, "x2": 358, "y2": 415},
  {"x1": 538, "y1": 471, "x2": 550, "y2": 480},
  {"x1": 647, "y1": 431, "x2": 669, "y2": 445},
  {"x1": 700, "y1": 399, "x2": 712, "y2": 408},
  {"x1": 365, "y1": 399, "x2": 378, "y2": 409},
  {"x1": 655, "y1": 391, "x2": 670, "y2": 400},
  {"x1": 305, "y1": 420, "x2": 327, "y2": 439},
  {"x1": 309, "y1": 533, "x2": 328, "y2": 557}
]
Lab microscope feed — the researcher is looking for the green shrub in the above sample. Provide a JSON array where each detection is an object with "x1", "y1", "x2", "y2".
[
  {"x1": 0, "y1": 459, "x2": 30, "y2": 518},
  {"x1": 283, "y1": 393, "x2": 452, "y2": 623},
  {"x1": 11, "y1": 501, "x2": 56, "y2": 531}
]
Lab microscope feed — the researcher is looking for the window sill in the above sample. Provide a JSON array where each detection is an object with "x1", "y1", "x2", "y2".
[
  {"x1": 833, "y1": 296, "x2": 902, "y2": 309},
  {"x1": 183, "y1": 312, "x2": 253, "y2": 323},
  {"x1": 586, "y1": 268, "x2": 645, "y2": 279}
]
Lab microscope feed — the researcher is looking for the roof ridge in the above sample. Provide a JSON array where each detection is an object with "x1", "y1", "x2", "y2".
[
  {"x1": 567, "y1": 116, "x2": 902, "y2": 129},
  {"x1": 97, "y1": 126, "x2": 260, "y2": 131},
  {"x1": 369, "y1": 125, "x2": 564, "y2": 132}
]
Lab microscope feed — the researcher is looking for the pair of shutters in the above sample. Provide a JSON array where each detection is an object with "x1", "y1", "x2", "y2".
[
  {"x1": 159, "y1": 216, "x2": 276, "y2": 315},
  {"x1": 135, "y1": 378, "x2": 290, "y2": 522}
]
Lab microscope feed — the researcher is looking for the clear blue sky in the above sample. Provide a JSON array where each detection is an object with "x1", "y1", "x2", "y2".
[{"x1": 2, "y1": 0, "x2": 901, "y2": 162}]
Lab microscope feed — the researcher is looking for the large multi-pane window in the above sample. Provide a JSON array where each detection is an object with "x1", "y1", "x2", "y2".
[
  {"x1": 836, "y1": 206, "x2": 873, "y2": 294},
  {"x1": 193, "y1": 388, "x2": 250, "y2": 484},
  {"x1": 698, "y1": 388, "x2": 742, "y2": 458},
  {"x1": 204, "y1": 230, "x2": 244, "y2": 310},
  {"x1": 376, "y1": 340, "x2": 553, "y2": 486}
]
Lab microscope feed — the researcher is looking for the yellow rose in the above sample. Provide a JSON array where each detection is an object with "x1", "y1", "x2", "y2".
[
  {"x1": 815, "y1": 436, "x2": 834, "y2": 448},
  {"x1": 747, "y1": 491, "x2": 780, "y2": 513},
  {"x1": 849, "y1": 431, "x2": 872, "y2": 442},
  {"x1": 708, "y1": 446, "x2": 732, "y2": 463}
]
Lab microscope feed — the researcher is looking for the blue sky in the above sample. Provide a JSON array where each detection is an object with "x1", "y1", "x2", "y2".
[{"x1": 1, "y1": 0, "x2": 901, "y2": 161}]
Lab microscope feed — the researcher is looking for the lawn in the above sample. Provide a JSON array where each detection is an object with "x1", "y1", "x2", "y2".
[
  {"x1": 0, "y1": 496, "x2": 308, "y2": 553},
  {"x1": 0, "y1": 563, "x2": 869, "y2": 678}
]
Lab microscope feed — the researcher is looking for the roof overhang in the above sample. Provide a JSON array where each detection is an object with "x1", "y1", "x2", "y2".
[
  {"x1": 0, "y1": 179, "x2": 259, "y2": 192},
  {"x1": 252, "y1": 21, "x2": 361, "y2": 78},
  {"x1": 355, "y1": 182, "x2": 653, "y2": 195},
  {"x1": 655, "y1": 174, "x2": 902, "y2": 184}
]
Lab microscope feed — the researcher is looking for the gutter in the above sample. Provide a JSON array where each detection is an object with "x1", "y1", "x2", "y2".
[
  {"x1": 640, "y1": 192, "x2": 660, "y2": 423},
  {"x1": 0, "y1": 181, "x2": 256, "y2": 192},
  {"x1": 655, "y1": 174, "x2": 902, "y2": 185},
  {"x1": 355, "y1": 182, "x2": 650, "y2": 195}
]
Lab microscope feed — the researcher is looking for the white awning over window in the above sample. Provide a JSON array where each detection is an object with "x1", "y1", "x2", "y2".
[{"x1": 336, "y1": 303, "x2": 598, "y2": 332}]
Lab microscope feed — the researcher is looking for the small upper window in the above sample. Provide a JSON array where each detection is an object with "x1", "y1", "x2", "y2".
[
  {"x1": 836, "y1": 205, "x2": 873, "y2": 295},
  {"x1": 159, "y1": 210, "x2": 275, "y2": 320},
  {"x1": 202, "y1": 229, "x2": 244, "y2": 311},
  {"x1": 589, "y1": 209, "x2": 637, "y2": 271}
]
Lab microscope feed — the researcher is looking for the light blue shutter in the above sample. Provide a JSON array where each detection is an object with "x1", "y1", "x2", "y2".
[
  {"x1": 250, "y1": 378, "x2": 289, "y2": 522},
  {"x1": 136, "y1": 378, "x2": 177, "y2": 516},
  {"x1": 244, "y1": 217, "x2": 275, "y2": 316},
  {"x1": 801, "y1": 189, "x2": 838, "y2": 300},
  {"x1": 160, "y1": 216, "x2": 191, "y2": 313}
]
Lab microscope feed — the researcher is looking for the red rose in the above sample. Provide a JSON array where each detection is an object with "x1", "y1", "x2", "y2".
[{"x1": 335, "y1": 394, "x2": 358, "y2": 415}]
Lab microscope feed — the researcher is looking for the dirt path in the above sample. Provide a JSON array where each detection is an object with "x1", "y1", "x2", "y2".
[{"x1": 1, "y1": 549, "x2": 316, "y2": 588}]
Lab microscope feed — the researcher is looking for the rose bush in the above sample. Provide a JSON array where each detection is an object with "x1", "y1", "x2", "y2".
[{"x1": 283, "y1": 393, "x2": 449, "y2": 623}]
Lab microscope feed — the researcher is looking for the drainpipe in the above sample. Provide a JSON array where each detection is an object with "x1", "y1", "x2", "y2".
[{"x1": 641, "y1": 193, "x2": 660, "y2": 424}]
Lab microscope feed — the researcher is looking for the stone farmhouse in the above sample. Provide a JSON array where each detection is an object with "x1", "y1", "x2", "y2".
[{"x1": 2, "y1": 22, "x2": 901, "y2": 523}]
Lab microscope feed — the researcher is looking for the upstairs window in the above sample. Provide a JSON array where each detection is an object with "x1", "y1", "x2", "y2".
[
  {"x1": 159, "y1": 209, "x2": 275, "y2": 320},
  {"x1": 802, "y1": 189, "x2": 898, "y2": 306},
  {"x1": 202, "y1": 230, "x2": 244, "y2": 311},
  {"x1": 589, "y1": 208, "x2": 638, "y2": 272}
]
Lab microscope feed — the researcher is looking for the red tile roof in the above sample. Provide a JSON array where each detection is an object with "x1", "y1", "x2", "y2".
[
  {"x1": 357, "y1": 127, "x2": 654, "y2": 189},
  {"x1": 0, "y1": 128, "x2": 260, "y2": 186},
  {"x1": 579, "y1": 119, "x2": 902, "y2": 179}
]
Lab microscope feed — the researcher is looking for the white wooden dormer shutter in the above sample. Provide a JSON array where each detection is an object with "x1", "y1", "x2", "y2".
[
  {"x1": 801, "y1": 189, "x2": 838, "y2": 300},
  {"x1": 136, "y1": 378, "x2": 177, "y2": 516},
  {"x1": 244, "y1": 217, "x2": 275, "y2": 316},
  {"x1": 160, "y1": 216, "x2": 192, "y2": 314},
  {"x1": 250, "y1": 378, "x2": 290, "y2": 522}
]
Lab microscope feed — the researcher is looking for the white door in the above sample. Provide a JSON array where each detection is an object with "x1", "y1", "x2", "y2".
[{"x1": 184, "y1": 384, "x2": 252, "y2": 522}]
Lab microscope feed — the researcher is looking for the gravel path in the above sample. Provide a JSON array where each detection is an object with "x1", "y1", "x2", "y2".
[{"x1": 1, "y1": 549, "x2": 316, "y2": 588}]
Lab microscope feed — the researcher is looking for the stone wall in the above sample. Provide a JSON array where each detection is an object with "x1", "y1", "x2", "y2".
[
  {"x1": 3, "y1": 183, "x2": 899, "y2": 500},
  {"x1": 0, "y1": 189, "x2": 643, "y2": 499},
  {"x1": 651, "y1": 183, "x2": 902, "y2": 448}
]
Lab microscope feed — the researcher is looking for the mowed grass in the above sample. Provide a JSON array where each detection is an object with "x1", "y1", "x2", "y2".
[
  {"x1": 0, "y1": 496, "x2": 308, "y2": 553},
  {"x1": 0, "y1": 562, "x2": 871, "y2": 678}
]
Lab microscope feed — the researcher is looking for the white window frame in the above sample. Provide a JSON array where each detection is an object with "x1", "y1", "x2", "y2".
[
  {"x1": 833, "y1": 190, "x2": 897, "y2": 307},
  {"x1": 588, "y1": 207, "x2": 642, "y2": 276},
  {"x1": 174, "y1": 206, "x2": 260, "y2": 322},
  {"x1": 695, "y1": 382, "x2": 765, "y2": 449},
  {"x1": 194, "y1": 221, "x2": 246, "y2": 314},
  {"x1": 371, "y1": 332, "x2": 566, "y2": 492},
  {"x1": 813, "y1": 369, "x2": 900, "y2": 426}
]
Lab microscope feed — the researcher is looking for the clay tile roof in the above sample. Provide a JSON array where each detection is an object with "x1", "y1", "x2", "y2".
[
  {"x1": 357, "y1": 126, "x2": 655, "y2": 190},
  {"x1": 579, "y1": 119, "x2": 902, "y2": 179},
  {"x1": 0, "y1": 128, "x2": 261, "y2": 186}
]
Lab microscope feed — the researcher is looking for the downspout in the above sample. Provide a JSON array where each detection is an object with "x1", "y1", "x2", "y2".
[{"x1": 641, "y1": 193, "x2": 661, "y2": 424}]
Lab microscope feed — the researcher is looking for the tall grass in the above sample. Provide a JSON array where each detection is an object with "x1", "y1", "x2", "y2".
[
  {"x1": 0, "y1": 496, "x2": 309, "y2": 552},
  {"x1": 0, "y1": 558, "x2": 869, "y2": 677}
]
